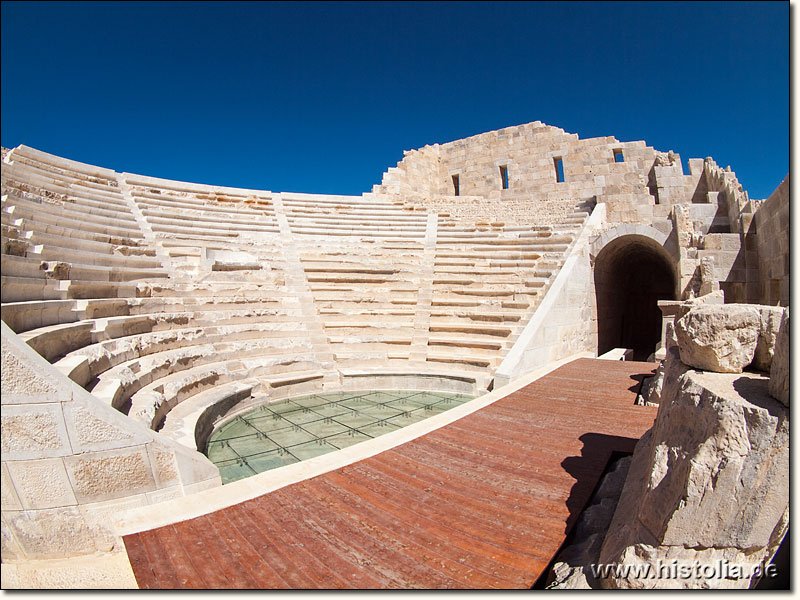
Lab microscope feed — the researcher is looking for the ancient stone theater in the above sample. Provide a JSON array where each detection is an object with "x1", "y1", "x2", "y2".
[{"x1": 0, "y1": 121, "x2": 789, "y2": 588}]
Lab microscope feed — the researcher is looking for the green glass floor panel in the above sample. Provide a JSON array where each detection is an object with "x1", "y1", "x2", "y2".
[
  {"x1": 357, "y1": 404, "x2": 403, "y2": 419},
  {"x1": 302, "y1": 419, "x2": 352, "y2": 439},
  {"x1": 245, "y1": 450, "x2": 299, "y2": 473},
  {"x1": 206, "y1": 390, "x2": 473, "y2": 483},
  {"x1": 363, "y1": 391, "x2": 405, "y2": 404},
  {"x1": 387, "y1": 411, "x2": 430, "y2": 427},
  {"x1": 219, "y1": 462, "x2": 257, "y2": 484},
  {"x1": 385, "y1": 398, "x2": 425, "y2": 411},
  {"x1": 326, "y1": 430, "x2": 373, "y2": 449},
  {"x1": 282, "y1": 408, "x2": 326, "y2": 425},
  {"x1": 267, "y1": 401, "x2": 305, "y2": 415},
  {"x1": 332, "y1": 412, "x2": 380, "y2": 429},
  {"x1": 290, "y1": 395, "x2": 330, "y2": 409},
  {"x1": 230, "y1": 434, "x2": 280, "y2": 455},
  {"x1": 217, "y1": 418, "x2": 258, "y2": 438},
  {"x1": 418, "y1": 402, "x2": 452, "y2": 416},
  {"x1": 339, "y1": 398, "x2": 376, "y2": 410},
  {"x1": 206, "y1": 442, "x2": 239, "y2": 463},
  {"x1": 268, "y1": 426, "x2": 316, "y2": 447},
  {"x1": 307, "y1": 403, "x2": 352, "y2": 419},
  {"x1": 288, "y1": 440, "x2": 339, "y2": 461},
  {"x1": 359, "y1": 420, "x2": 402, "y2": 437}
]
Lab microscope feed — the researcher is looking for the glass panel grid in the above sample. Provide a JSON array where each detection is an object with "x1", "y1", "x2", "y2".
[{"x1": 207, "y1": 390, "x2": 473, "y2": 483}]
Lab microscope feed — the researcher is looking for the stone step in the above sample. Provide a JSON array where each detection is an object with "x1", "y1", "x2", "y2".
[
  {"x1": 3, "y1": 194, "x2": 139, "y2": 231},
  {"x1": 31, "y1": 244, "x2": 162, "y2": 270},
  {"x1": 4, "y1": 204, "x2": 143, "y2": 239},
  {"x1": 133, "y1": 194, "x2": 275, "y2": 217},
  {"x1": 3, "y1": 189, "x2": 135, "y2": 223},
  {"x1": 0, "y1": 299, "x2": 80, "y2": 333},
  {"x1": 1, "y1": 275, "x2": 64, "y2": 302},
  {"x1": 24, "y1": 229, "x2": 157, "y2": 257}
]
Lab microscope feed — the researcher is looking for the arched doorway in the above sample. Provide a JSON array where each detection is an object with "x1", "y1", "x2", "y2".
[{"x1": 594, "y1": 234, "x2": 677, "y2": 361}]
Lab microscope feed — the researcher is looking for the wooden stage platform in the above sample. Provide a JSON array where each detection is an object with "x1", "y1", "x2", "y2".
[{"x1": 123, "y1": 358, "x2": 658, "y2": 589}]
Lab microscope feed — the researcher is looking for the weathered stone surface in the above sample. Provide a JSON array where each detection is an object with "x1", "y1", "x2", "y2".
[
  {"x1": 643, "y1": 371, "x2": 787, "y2": 549},
  {"x1": 40, "y1": 261, "x2": 71, "y2": 280},
  {"x1": 0, "y1": 464, "x2": 23, "y2": 511},
  {"x1": 675, "y1": 303, "x2": 784, "y2": 374},
  {"x1": 769, "y1": 307, "x2": 789, "y2": 405},
  {"x1": 66, "y1": 405, "x2": 135, "y2": 447},
  {"x1": 65, "y1": 449, "x2": 155, "y2": 503},
  {"x1": 1, "y1": 348, "x2": 58, "y2": 397},
  {"x1": 1, "y1": 404, "x2": 72, "y2": 459},
  {"x1": 151, "y1": 448, "x2": 179, "y2": 486},
  {"x1": 675, "y1": 304, "x2": 760, "y2": 372},
  {"x1": 598, "y1": 349, "x2": 789, "y2": 589},
  {"x1": 4, "y1": 507, "x2": 97, "y2": 559},
  {"x1": 0, "y1": 550, "x2": 138, "y2": 589},
  {"x1": 6, "y1": 459, "x2": 77, "y2": 510},
  {"x1": 674, "y1": 290, "x2": 724, "y2": 321},
  {"x1": 753, "y1": 306, "x2": 785, "y2": 372}
]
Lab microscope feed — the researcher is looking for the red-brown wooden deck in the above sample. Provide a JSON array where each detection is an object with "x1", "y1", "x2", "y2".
[{"x1": 123, "y1": 358, "x2": 658, "y2": 589}]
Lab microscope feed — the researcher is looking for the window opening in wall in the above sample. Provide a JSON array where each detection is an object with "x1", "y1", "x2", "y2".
[
  {"x1": 614, "y1": 149, "x2": 624, "y2": 163},
  {"x1": 499, "y1": 165, "x2": 509, "y2": 189},
  {"x1": 554, "y1": 157, "x2": 565, "y2": 183},
  {"x1": 452, "y1": 174, "x2": 460, "y2": 196}
]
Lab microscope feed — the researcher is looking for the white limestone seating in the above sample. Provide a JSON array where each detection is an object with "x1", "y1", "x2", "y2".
[
  {"x1": 1, "y1": 146, "x2": 167, "y2": 304},
  {"x1": 1, "y1": 140, "x2": 596, "y2": 455}
]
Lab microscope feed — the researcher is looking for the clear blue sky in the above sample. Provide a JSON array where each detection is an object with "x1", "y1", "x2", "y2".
[{"x1": 1, "y1": 1, "x2": 789, "y2": 199}]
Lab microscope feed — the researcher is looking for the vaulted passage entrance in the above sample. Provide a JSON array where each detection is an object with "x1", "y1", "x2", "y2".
[{"x1": 594, "y1": 235, "x2": 677, "y2": 361}]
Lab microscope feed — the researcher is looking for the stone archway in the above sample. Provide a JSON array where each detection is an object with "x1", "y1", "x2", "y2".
[{"x1": 593, "y1": 232, "x2": 677, "y2": 361}]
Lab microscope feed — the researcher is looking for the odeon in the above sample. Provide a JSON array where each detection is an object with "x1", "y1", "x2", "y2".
[{"x1": 0, "y1": 121, "x2": 788, "y2": 587}]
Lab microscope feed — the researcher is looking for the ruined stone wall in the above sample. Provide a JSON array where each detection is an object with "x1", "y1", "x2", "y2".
[
  {"x1": 755, "y1": 174, "x2": 789, "y2": 306},
  {"x1": 1, "y1": 322, "x2": 221, "y2": 561},
  {"x1": 373, "y1": 121, "x2": 665, "y2": 227}
]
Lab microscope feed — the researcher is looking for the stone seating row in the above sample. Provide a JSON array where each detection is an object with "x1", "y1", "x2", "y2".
[
  {"x1": 129, "y1": 188, "x2": 276, "y2": 216},
  {"x1": 3, "y1": 199, "x2": 141, "y2": 239},
  {"x1": 0, "y1": 296, "x2": 297, "y2": 334},
  {"x1": 1, "y1": 156, "x2": 125, "y2": 205},
  {"x1": 0, "y1": 275, "x2": 139, "y2": 302},
  {"x1": 1, "y1": 188, "x2": 135, "y2": 226}
]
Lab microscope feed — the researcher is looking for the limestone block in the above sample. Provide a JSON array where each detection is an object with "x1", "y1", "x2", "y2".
[
  {"x1": 675, "y1": 303, "x2": 784, "y2": 374},
  {"x1": 1, "y1": 512, "x2": 25, "y2": 563},
  {"x1": 5, "y1": 458, "x2": 77, "y2": 510},
  {"x1": 63, "y1": 446, "x2": 157, "y2": 504},
  {"x1": 3, "y1": 506, "x2": 98, "y2": 559},
  {"x1": 62, "y1": 397, "x2": 149, "y2": 453},
  {"x1": 1, "y1": 403, "x2": 72, "y2": 460},
  {"x1": 1, "y1": 346, "x2": 59, "y2": 401},
  {"x1": 1, "y1": 463, "x2": 23, "y2": 511},
  {"x1": 77, "y1": 495, "x2": 149, "y2": 553},
  {"x1": 674, "y1": 304, "x2": 760, "y2": 373},
  {"x1": 146, "y1": 445, "x2": 180, "y2": 487},
  {"x1": 769, "y1": 307, "x2": 789, "y2": 406}
]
